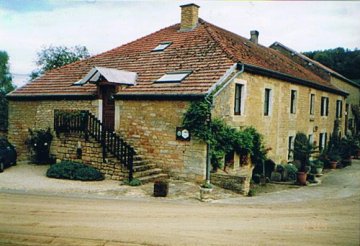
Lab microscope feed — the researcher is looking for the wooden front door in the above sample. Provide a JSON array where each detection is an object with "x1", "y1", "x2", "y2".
[{"x1": 101, "y1": 85, "x2": 115, "y2": 131}]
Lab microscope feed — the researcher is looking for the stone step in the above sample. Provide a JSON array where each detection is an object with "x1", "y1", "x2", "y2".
[
  {"x1": 134, "y1": 155, "x2": 146, "y2": 161},
  {"x1": 133, "y1": 168, "x2": 162, "y2": 178},
  {"x1": 138, "y1": 173, "x2": 169, "y2": 184},
  {"x1": 133, "y1": 159, "x2": 150, "y2": 166},
  {"x1": 133, "y1": 163, "x2": 157, "y2": 172}
]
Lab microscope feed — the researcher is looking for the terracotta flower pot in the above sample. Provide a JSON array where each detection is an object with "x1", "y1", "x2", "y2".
[
  {"x1": 297, "y1": 172, "x2": 307, "y2": 185},
  {"x1": 330, "y1": 161, "x2": 337, "y2": 169}
]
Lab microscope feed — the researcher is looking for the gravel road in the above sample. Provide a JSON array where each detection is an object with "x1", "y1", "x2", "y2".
[{"x1": 0, "y1": 161, "x2": 359, "y2": 245}]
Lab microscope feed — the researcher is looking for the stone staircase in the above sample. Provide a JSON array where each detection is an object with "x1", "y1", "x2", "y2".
[
  {"x1": 54, "y1": 110, "x2": 168, "y2": 184},
  {"x1": 120, "y1": 154, "x2": 168, "y2": 183}
]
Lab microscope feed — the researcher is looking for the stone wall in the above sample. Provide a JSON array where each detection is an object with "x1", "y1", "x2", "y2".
[
  {"x1": 8, "y1": 100, "x2": 99, "y2": 161},
  {"x1": 117, "y1": 99, "x2": 206, "y2": 181},
  {"x1": 330, "y1": 76, "x2": 360, "y2": 133},
  {"x1": 213, "y1": 71, "x2": 346, "y2": 164},
  {"x1": 211, "y1": 173, "x2": 250, "y2": 195},
  {"x1": 53, "y1": 133, "x2": 123, "y2": 180}
]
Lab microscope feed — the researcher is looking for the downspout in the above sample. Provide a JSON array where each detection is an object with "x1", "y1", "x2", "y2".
[{"x1": 203, "y1": 63, "x2": 245, "y2": 185}]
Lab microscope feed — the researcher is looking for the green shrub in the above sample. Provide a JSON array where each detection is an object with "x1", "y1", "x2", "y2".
[
  {"x1": 248, "y1": 189, "x2": 256, "y2": 197},
  {"x1": 201, "y1": 182, "x2": 213, "y2": 189},
  {"x1": 129, "y1": 178, "x2": 142, "y2": 186},
  {"x1": 183, "y1": 99, "x2": 267, "y2": 171},
  {"x1": 284, "y1": 164, "x2": 298, "y2": 181},
  {"x1": 46, "y1": 161, "x2": 104, "y2": 181}
]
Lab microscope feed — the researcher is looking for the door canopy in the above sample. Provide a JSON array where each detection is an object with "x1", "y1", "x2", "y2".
[{"x1": 74, "y1": 67, "x2": 137, "y2": 86}]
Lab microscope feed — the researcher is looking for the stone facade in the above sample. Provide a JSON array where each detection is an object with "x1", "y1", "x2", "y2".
[
  {"x1": 213, "y1": 71, "x2": 346, "y2": 164},
  {"x1": 330, "y1": 76, "x2": 360, "y2": 133},
  {"x1": 117, "y1": 99, "x2": 206, "y2": 181},
  {"x1": 8, "y1": 100, "x2": 99, "y2": 161},
  {"x1": 53, "y1": 133, "x2": 124, "y2": 180}
]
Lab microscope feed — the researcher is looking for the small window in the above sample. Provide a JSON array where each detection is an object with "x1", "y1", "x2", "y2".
[
  {"x1": 264, "y1": 88, "x2": 271, "y2": 116},
  {"x1": 336, "y1": 100, "x2": 343, "y2": 118},
  {"x1": 152, "y1": 42, "x2": 172, "y2": 52},
  {"x1": 290, "y1": 90, "x2": 297, "y2": 114},
  {"x1": 321, "y1": 97, "x2": 329, "y2": 116},
  {"x1": 288, "y1": 136, "x2": 295, "y2": 160},
  {"x1": 234, "y1": 84, "x2": 243, "y2": 115},
  {"x1": 155, "y1": 70, "x2": 192, "y2": 83},
  {"x1": 310, "y1": 94, "x2": 315, "y2": 115}
]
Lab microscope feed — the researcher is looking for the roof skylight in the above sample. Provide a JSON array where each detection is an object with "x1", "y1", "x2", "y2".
[
  {"x1": 152, "y1": 42, "x2": 172, "y2": 52},
  {"x1": 155, "y1": 70, "x2": 192, "y2": 83},
  {"x1": 73, "y1": 79, "x2": 86, "y2": 86}
]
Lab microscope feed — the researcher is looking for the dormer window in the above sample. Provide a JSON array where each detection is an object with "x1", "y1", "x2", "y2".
[
  {"x1": 152, "y1": 41, "x2": 172, "y2": 52},
  {"x1": 155, "y1": 70, "x2": 192, "y2": 83}
]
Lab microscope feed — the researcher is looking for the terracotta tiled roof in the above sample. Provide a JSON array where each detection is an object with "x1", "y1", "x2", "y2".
[{"x1": 9, "y1": 19, "x2": 342, "y2": 98}]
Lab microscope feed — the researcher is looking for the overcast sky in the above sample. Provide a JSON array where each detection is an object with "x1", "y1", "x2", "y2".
[{"x1": 1, "y1": 0, "x2": 360, "y2": 87}]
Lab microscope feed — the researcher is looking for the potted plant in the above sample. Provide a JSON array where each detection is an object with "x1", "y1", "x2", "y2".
[
  {"x1": 339, "y1": 138, "x2": 353, "y2": 167},
  {"x1": 199, "y1": 182, "x2": 213, "y2": 201},
  {"x1": 328, "y1": 152, "x2": 340, "y2": 169},
  {"x1": 293, "y1": 133, "x2": 316, "y2": 185},
  {"x1": 311, "y1": 159, "x2": 324, "y2": 175}
]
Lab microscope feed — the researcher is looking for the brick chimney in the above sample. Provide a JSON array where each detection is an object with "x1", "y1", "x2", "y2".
[
  {"x1": 180, "y1": 3, "x2": 200, "y2": 31},
  {"x1": 250, "y1": 30, "x2": 259, "y2": 44}
]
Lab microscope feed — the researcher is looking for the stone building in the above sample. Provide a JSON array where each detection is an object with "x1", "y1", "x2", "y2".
[
  {"x1": 270, "y1": 42, "x2": 360, "y2": 135},
  {"x1": 7, "y1": 4, "x2": 349, "y2": 183}
]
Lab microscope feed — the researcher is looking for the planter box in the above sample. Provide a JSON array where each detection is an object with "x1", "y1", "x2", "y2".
[
  {"x1": 153, "y1": 180, "x2": 169, "y2": 197},
  {"x1": 199, "y1": 187, "x2": 213, "y2": 201}
]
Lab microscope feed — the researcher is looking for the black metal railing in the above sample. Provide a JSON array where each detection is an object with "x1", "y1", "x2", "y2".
[{"x1": 54, "y1": 110, "x2": 134, "y2": 181}]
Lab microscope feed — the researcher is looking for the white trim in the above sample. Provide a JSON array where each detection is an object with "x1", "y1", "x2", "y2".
[{"x1": 234, "y1": 79, "x2": 247, "y2": 116}]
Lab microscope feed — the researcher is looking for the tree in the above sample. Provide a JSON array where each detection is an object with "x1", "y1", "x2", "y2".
[
  {"x1": 0, "y1": 51, "x2": 16, "y2": 130},
  {"x1": 30, "y1": 45, "x2": 90, "y2": 80},
  {"x1": 303, "y1": 47, "x2": 360, "y2": 82},
  {"x1": 0, "y1": 51, "x2": 15, "y2": 93}
]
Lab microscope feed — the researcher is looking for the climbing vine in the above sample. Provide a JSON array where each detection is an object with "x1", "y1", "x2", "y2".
[{"x1": 183, "y1": 99, "x2": 267, "y2": 170}]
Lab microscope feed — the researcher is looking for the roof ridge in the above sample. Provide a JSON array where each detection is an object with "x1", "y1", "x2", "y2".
[
  {"x1": 199, "y1": 19, "x2": 238, "y2": 63},
  {"x1": 271, "y1": 42, "x2": 359, "y2": 88},
  {"x1": 91, "y1": 23, "x2": 180, "y2": 60}
]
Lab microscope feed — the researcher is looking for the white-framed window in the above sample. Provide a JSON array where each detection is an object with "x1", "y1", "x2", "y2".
[
  {"x1": 155, "y1": 70, "x2": 192, "y2": 83},
  {"x1": 320, "y1": 97, "x2": 329, "y2": 116},
  {"x1": 152, "y1": 41, "x2": 172, "y2": 52},
  {"x1": 319, "y1": 132, "x2": 327, "y2": 152},
  {"x1": 288, "y1": 135, "x2": 295, "y2": 160},
  {"x1": 336, "y1": 100, "x2": 343, "y2": 118},
  {"x1": 234, "y1": 83, "x2": 246, "y2": 115},
  {"x1": 310, "y1": 93, "x2": 315, "y2": 115},
  {"x1": 308, "y1": 134, "x2": 314, "y2": 145},
  {"x1": 264, "y1": 88, "x2": 272, "y2": 116},
  {"x1": 290, "y1": 90, "x2": 297, "y2": 114}
]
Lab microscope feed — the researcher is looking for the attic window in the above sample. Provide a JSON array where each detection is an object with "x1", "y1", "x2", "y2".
[
  {"x1": 155, "y1": 70, "x2": 192, "y2": 83},
  {"x1": 152, "y1": 42, "x2": 172, "y2": 52}
]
